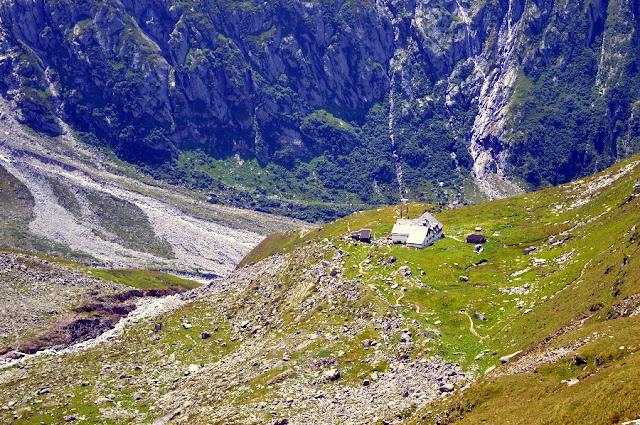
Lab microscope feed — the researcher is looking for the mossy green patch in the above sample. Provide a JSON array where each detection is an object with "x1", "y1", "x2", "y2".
[{"x1": 90, "y1": 268, "x2": 200, "y2": 291}]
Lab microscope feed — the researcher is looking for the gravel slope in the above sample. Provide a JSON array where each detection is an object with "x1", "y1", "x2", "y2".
[{"x1": 0, "y1": 99, "x2": 305, "y2": 278}]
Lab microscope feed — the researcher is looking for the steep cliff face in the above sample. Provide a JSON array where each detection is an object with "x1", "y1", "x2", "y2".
[
  {"x1": 465, "y1": 0, "x2": 640, "y2": 199},
  {"x1": 0, "y1": 0, "x2": 395, "y2": 159},
  {"x1": 0, "y1": 0, "x2": 638, "y2": 207}
]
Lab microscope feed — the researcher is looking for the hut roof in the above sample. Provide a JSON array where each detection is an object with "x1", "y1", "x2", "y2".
[
  {"x1": 406, "y1": 227, "x2": 429, "y2": 246},
  {"x1": 416, "y1": 212, "x2": 442, "y2": 229},
  {"x1": 391, "y1": 223, "x2": 414, "y2": 236}
]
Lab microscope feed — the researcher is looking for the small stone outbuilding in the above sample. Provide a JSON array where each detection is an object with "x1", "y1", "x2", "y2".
[
  {"x1": 351, "y1": 229, "x2": 372, "y2": 243},
  {"x1": 466, "y1": 234, "x2": 487, "y2": 244}
]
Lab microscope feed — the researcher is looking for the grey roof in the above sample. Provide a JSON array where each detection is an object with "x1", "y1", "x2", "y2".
[
  {"x1": 416, "y1": 212, "x2": 442, "y2": 228},
  {"x1": 392, "y1": 211, "x2": 443, "y2": 234}
]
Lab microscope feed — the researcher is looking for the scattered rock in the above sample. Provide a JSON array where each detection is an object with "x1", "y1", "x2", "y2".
[
  {"x1": 500, "y1": 351, "x2": 522, "y2": 364},
  {"x1": 439, "y1": 383, "x2": 455, "y2": 393},
  {"x1": 323, "y1": 368, "x2": 340, "y2": 382},
  {"x1": 459, "y1": 276, "x2": 469, "y2": 282},
  {"x1": 398, "y1": 266, "x2": 412, "y2": 276},
  {"x1": 387, "y1": 256, "x2": 397, "y2": 264},
  {"x1": 182, "y1": 323, "x2": 192, "y2": 330},
  {"x1": 185, "y1": 364, "x2": 200, "y2": 375},
  {"x1": 201, "y1": 332, "x2": 211, "y2": 339},
  {"x1": 37, "y1": 387, "x2": 50, "y2": 395},
  {"x1": 95, "y1": 397, "x2": 113, "y2": 405},
  {"x1": 154, "y1": 323, "x2": 163, "y2": 332},
  {"x1": 474, "y1": 245, "x2": 484, "y2": 254},
  {"x1": 400, "y1": 333, "x2": 412, "y2": 343},
  {"x1": 473, "y1": 310, "x2": 486, "y2": 321}
]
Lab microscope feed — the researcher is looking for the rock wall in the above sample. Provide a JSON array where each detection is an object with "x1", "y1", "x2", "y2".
[{"x1": 0, "y1": 0, "x2": 638, "y2": 200}]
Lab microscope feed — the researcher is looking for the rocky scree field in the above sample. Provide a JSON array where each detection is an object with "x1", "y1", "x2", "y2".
[
  {"x1": 1, "y1": 154, "x2": 640, "y2": 424},
  {"x1": 0, "y1": 96, "x2": 305, "y2": 279}
]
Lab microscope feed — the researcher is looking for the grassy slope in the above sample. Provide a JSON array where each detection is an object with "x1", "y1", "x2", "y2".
[
  {"x1": 90, "y1": 269, "x2": 200, "y2": 291},
  {"x1": 0, "y1": 247, "x2": 200, "y2": 292},
  {"x1": 404, "y1": 164, "x2": 640, "y2": 423},
  {"x1": 242, "y1": 155, "x2": 640, "y2": 423},
  {"x1": 1, "y1": 155, "x2": 639, "y2": 424}
]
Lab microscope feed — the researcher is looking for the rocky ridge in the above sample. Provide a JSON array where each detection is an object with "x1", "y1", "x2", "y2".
[
  {"x1": 151, "y1": 251, "x2": 470, "y2": 424},
  {"x1": 0, "y1": 250, "x2": 129, "y2": 354}
]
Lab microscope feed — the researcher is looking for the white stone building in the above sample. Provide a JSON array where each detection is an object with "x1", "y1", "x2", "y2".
[{"x1": 391, "y1": 212, "x2": 443, "y2": 248}]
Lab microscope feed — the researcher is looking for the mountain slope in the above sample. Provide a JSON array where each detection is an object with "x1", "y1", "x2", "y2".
[
  {"x1": 0, "y1": 249, "x2": 200, "y2": 358},
  {"x1": 1, "y1": 153, "x2": 639, "y2": 424},
  {"x1": 0, "y1": 0, "x2": 638, "y2": 212}
]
